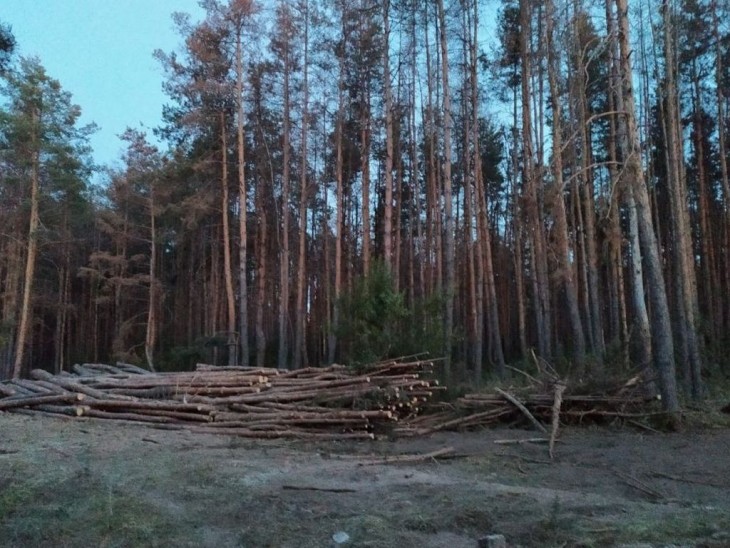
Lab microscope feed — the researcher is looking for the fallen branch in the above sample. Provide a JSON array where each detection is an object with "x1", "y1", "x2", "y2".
[
  {"x1": 549, "y1": 381, "x2": 566, "y2": 459},
  {"x1": 495, "y1": 388, "x2": 547, "y2": 433},
  {"x1": 356, "y1": 447, "x2": 455, "y2": 466},
  {"x1": 613, "y1": 469, "x2": 666, "y2": 500},
  {"x1": 282, "y1": 485, "x2": 357, "y2": 493},
  {"x1": 494, "y1": 438, "x2": 551, "y2": 445},
  {"x1": 649, "y1": 471, "x2": 726, "y2": 488}
]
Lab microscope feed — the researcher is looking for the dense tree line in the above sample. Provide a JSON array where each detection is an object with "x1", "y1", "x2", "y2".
[{"x1": 2, "y1": 0, "x2": 730, "y2": 420}]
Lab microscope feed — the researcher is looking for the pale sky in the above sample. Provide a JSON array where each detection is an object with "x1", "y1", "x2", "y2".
[{"x1": 1, "y1": 0, "x2": 205, "y2": 171}]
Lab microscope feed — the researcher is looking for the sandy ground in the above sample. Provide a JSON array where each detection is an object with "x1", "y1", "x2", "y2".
[{"x1": 1, "y1": 412, "x2": 729, "y2": 547}]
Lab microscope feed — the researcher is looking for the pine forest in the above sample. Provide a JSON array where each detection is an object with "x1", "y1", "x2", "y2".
[{"x1": 3, "y1": 0, "x2": 730, "y2": 422}]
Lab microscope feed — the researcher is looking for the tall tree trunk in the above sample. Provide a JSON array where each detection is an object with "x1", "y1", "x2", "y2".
[
  {"x1": 573, "y1": 20, "x2": 605, "y2": 359},
  {"x1": 510, "y1": 124, "x2": 527, "y2": 359},
  {"x1": 383, "y1": 0, "x2": 394, "y2": 270},
  {"x1": 713, "y1": 0, "x2": 730, "y2": 327},
  {"x1": 545, "y1": 0, "x2": 586, "y2": 370},
  {"x1": 460, "y1": 0, "x2": 478, "y2": 379},
  {"x1": 437, "y1": 0, "x2": 455, "y2": 376},
  {"x1": 0, "y1": 237, "x2": 21, "y2": 377},
  {"x1": 627, "y1": 185, "x2": 654, "y2": 384},
  {"x1": 359, "y1": 0, "x2": 372, "y2": 277},
  {"x1": 411, "y1": 9, "x2": 425, "y2": 303},
  {"x1": 519, "y1": 0, "x2": 551, "y2": 358},
  {"x1": 604, "y1": 1, "x2": 630, "y2": 363},
  {"x1": 294, "y1": 0, "x2": 310, "y2": 369},
  {"x1": 145, "y1": 184, "x2": 157, "y2": 372},
  {"x1": 13, "y1": 109, "x2": 40, "y2": 379},
  {"x1": 255, "y1": 171, "x2": 268, "y2": 369},
  {"x1": 468, "y1": 0, "x2": 504, "y2": 378},
  {"x1": 236, "y1": 27, "x2": 249, "y2": 367},
  {"x1": 328, "y1": 14, "x2": 346, "y2": 365},
  {"x1": 661, "y1": 0, "x2": 702, "y2": 397},
  {"x1": 423, "y1": 2, "x2": 441, "y2": 296},
  {"x1": 220, "y1": 113, "x2": 237, "y2": 366},
  {"x1": 614, "y1": 0, "x2": 680, "y2": 418},
  {"x1": 278, "y1": 13, "x2": 292, "y2": 370},
  {"x1": 710, "y1": 0, "x2": 730, "y2": 334},
  {"x1": 691, "y1": 75, "x2": 719, "y2": 340},
  {"x1": 55, "y1": 208, "x2": 71, "y2": 374}
]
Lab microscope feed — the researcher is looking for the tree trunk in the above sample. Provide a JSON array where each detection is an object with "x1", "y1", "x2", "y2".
[
  {"x1": 382, "y1": 0, "x2": 394, "y2": 270},
  {"x1": 574, "y1": 26, "x2": 605, "y2": 360},
  {"x1": 712, "y1": 0, "x2": 730, "y2": 329},
  {"x1": 519, "y1": 0, "x2": 551, "y2": 358},
  {"x1": 661, "y1": 0, "x2": 702, "y2": 398},
  {"x1": 437, "y1": 0, "x2": 455, "y2": 376},
  {"x1": 220, "y1": 112, "x2": 237, "y2": 366},
  {"x1": 545, "y1": 0, "x2": 586, "y2": 370},
  {"x1": 614, "y1": 0, "x2": 680, "y2": 418},
  {"x1": 604, "y1": 2, "x2": 630, "y2": 363},
  {"x1": 278, "y1": 12, "x2": 292, "y2": 370},
  {"x1": 13, "y1": 109, "x2": 40, "y2": 379},
  {"x1": 255, "y1": 170, "x2": 268, "y2": 370},
  {"x1": 328, "y1": 13, "x2": 346, "y2": 365},
  {"x1": 294, "y1": 0, "x2": 310, "y2": 369},
  {"x1": 236, "y1": 28, "x2": 249, "y2": 367},
  {"x1": 145, "y1": 183, "x2": 157, "y2": 372}
]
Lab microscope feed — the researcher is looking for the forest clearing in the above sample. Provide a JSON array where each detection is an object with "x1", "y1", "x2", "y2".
[
  {"x1": 4, "y1": 0, "x2": 730, "y2": 543},
  {"x1": 1, "y1": 411, "x2": 729, "y2": 547},
  {"x1": 2, "y1": 357, "x2": 730, "y2": 546}
]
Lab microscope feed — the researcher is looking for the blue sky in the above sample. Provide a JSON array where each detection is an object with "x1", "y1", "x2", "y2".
[{"x1": 2, "y1": 0, "x2": 204, "y2": 171}]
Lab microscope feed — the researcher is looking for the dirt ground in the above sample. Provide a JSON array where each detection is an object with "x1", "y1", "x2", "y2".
[{"x1": 0, "y1": 412, "x2": 728, "y2": 548}]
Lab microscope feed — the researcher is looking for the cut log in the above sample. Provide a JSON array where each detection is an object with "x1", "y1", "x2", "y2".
[
  {"x1": 30, "y1": 369, "x2": 135, "y2": 401},
  {"x1": 0, "y1": 393, "x2": 84, "y2": 410}
]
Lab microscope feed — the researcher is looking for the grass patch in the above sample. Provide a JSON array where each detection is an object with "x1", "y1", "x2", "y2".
[
  {"x1": 0, "y1": 472, "x2": 174, "y2": 548},
  {"x1": 615, "y1": 507, "x2": 730, "y2": 544}
]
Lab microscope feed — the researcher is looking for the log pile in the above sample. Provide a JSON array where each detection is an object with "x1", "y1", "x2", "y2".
[
  {"x1": 0, "y1": 358, "x2": 443, "y2": 439},
  {"x1": 0, "y1": 355, "x2": 663, "y2": 439}
]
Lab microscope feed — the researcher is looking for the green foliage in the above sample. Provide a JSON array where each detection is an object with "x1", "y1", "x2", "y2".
[
  {"x1": 156, "y1": 344, "x2": 206, "y2": 372},
  {"x1": 0, "y1": 21, "x2": 15, "y2": 74},
  {"x1": 336, "y1": 261, "x2": 445, "y2": 366}
]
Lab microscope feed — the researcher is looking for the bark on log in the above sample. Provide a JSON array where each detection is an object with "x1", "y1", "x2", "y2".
[{"x1": 0, "y1": 393, "x2": 84, "y2": 410}]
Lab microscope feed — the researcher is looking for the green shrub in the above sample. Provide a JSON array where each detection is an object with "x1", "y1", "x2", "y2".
[{"x1": 336, "y1": 261, "x2": 445, "y2": 365}]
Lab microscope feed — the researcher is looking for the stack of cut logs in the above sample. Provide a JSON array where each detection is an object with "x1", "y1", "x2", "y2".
[
  {"x1": 0, "y1": 358, "x2": 443, "y2": 439},
  {"x1": 0, "y1": 357, "x2": 662, "y2": 439}
]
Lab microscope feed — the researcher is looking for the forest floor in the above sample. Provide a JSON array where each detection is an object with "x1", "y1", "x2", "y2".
[{"x1": 0, "y1": 412, "x2": 729, "y2": 548}]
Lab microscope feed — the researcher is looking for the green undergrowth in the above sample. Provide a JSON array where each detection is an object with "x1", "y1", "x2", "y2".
[{"x1": 0, "y1": 473, "x2": 173, "y2": 547}]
